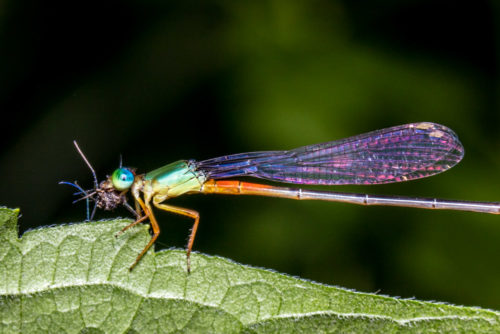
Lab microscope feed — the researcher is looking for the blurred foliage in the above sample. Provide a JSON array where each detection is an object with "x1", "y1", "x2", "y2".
[{"x1": 0, "y1": 0, "x2": 499, "y2": 310}]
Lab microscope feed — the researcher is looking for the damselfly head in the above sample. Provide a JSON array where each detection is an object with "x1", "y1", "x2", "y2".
[
  {"x1": 110, "y1": 167, "x2": 136, "y2": 191},
  {"x1": 60, "y1": 141, "x2": 135, "y2": 220},
  {"x1": 94, "y1": 166, "x2": 137, "y2": 210}
]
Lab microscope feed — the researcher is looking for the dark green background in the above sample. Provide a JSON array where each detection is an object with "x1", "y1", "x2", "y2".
[{"x1": 1, "y1": 1, "x2": 499, "y2": 309}]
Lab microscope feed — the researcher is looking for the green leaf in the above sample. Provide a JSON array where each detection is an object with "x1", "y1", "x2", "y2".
[{"x1": 0, "y1": 207, "x2": 498, "y2": 333}]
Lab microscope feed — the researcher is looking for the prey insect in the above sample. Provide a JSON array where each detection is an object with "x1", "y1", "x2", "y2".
[{"x1": 61, "y1": 122, "x2": 500, "y2": 273}]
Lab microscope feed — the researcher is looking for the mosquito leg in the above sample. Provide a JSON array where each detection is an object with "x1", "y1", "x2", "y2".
[{"x1": 123, "y1": 199, "x2": 140, "y2": 219}]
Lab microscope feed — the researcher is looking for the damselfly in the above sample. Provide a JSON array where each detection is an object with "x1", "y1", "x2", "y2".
[{"x1": 61, "y1": 122, "x2": 500, "y2": 272}]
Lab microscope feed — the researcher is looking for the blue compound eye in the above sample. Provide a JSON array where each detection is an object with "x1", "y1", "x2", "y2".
[{"x1": 111, "y1": 168, "x2": 134, "y2": 191}]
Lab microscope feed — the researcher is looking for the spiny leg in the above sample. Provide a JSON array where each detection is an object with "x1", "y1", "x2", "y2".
[
  {"x1": 115, "y1": 212, "x2": 149, "y2": 238},
  {"x1": 134, "y1": 199, "x2": 142, "y2": 217},
  {"x1": 153, "y1": 201, "x2": 200, "y2": 273},
  {"x1": 128, "y1": 197, "x2": 161, "y2": 271}
]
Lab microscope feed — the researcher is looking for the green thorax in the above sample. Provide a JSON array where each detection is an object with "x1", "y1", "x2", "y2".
[{"x1": 144, "y1": 160, "x2": 206, "y2": 198}]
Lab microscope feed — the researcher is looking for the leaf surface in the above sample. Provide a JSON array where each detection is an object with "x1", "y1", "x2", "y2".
[{"x1": 0, "y1": 208, "x2": 498, "y2": 333}]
